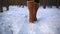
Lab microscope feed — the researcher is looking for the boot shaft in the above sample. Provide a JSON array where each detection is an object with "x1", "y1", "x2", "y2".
[
  {"x1": 27, "y1": 1, "x2": 40, "y2": 23},
  {"x1": 33, "y1": 3, "x2": 40, "y2": 21},
  {"x1": 27, "y1": 1, "x2": 34, "y2": 23}
]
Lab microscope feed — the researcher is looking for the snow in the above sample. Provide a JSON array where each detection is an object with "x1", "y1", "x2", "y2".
[{"x1": 0, "y1": 6, "x2": 60, "y2": 34}]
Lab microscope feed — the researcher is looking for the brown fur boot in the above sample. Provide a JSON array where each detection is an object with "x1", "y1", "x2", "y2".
[
  {"x1": 33, "y1": 2, "x2": 39, "y2": 21},
  {"x1": 27, "y1": 1, "x2": 34, "y2": 23}
]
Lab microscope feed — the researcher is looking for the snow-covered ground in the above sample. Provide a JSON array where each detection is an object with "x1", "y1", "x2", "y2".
[{"x1": 0, "y1": 6, "x2": 60, "y2": 34}]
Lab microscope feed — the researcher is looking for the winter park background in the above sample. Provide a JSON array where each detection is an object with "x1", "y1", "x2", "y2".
[{"x1": 0, "y1": 6, "x2": 60, "y2": 34}]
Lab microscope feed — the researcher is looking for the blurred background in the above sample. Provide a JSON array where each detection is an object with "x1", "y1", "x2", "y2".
[{"x1": 0, "y1": 0, "x2": 60, "y2": 12}]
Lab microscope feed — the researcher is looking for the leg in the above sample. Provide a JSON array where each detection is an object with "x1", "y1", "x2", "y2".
[
  {"x1": 56, "y1": 0, "x2": 59, "y2": 8},
  {"x1": 6, "y1": 6, "x2": 9, "y2": 11},
  {"x1": 27, "y1": 0, "x2": 40, "y2": 23},
  {"x1": 56, "y1": 4, "x2": 59, "y2": 8},
  {"x1": 27, "y1": 0, "x2": 34, "y2": 23},
  {"x1": 21, "y1": 0, "x2": 25, "y2": 8},
  {"x1": 0, "y1": 7, "x2": 3, "y2": 12},
  {"x1": 33, "y1": 0, "x2": 40, "y2": 21},
  {"x1": 50, "y1": 0, "x2": 52, "y2": 8},
  {"x1": 0, "y1": 1, "x2": 3, "y2": 12},
  {"x1": 43, "y1": 0, "x2": 46, "y2": 9}
]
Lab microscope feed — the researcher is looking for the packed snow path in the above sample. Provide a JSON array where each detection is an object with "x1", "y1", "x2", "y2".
[{"x1": 0, "y1": 6, "x2": 60, "y2": 34}]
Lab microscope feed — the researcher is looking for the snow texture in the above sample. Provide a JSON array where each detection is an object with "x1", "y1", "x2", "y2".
[{"x1": 0, "y1": 6, "x2": 60, "y2": 34}]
